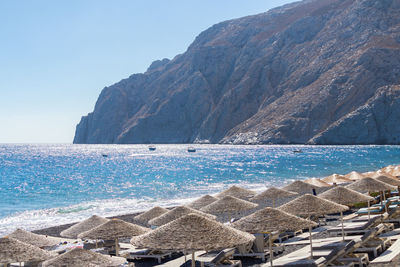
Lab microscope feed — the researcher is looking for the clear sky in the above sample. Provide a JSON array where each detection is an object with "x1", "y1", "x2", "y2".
[{"x1": 0, "y1": 0, "x2": 297, "y2": 143}]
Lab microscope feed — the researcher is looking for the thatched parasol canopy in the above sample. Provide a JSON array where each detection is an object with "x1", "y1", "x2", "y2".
[
  {"x1": 279, "y1": 194, "x2": 348, "y2": 217},
  {"x1": 131, "y1": 213, "x2": 255, "y2": 251},
  {"x1": 0, "y1": 237, "x2": 55, "y2": 264},
  {"x1": 231, "y1": 207, "x2": 317, "y2": 234},
  {"x1": 318, "y1": 186, "x2": 374, "y2": 206},
  {"x1": 344, "y1": 171, "x2": 366, "y2": 181},
  {"x1": 148, "y1": 206, "x2": 216, "y2": 226},
  {"x1": 322, "y1": 174, "x2": 352, "y2": 184},
  {"x1": 134, "y1": 206, "x2": 169, "y2": 224},
  {"x1": 8, "y1": 229, "x2": 61, "y2": 248},
  {"x1": 60, "y1": 215, "x2": 109, "y2": 238},
  {"x1": 345, "y1": 177, "x2": 396, "y2": 193},
  {"x1": 304, "y1": 178, "x2": 331, "y2": 187},
  {"x1": 41, "y1": 248, "x2": 126, "y2": 267},
  {"x1": 370, "y1": 170, "x2": 399, "y2": 180},
  {"x1": 250, "y1": 187, "x2": 298, "y2": 202},
  {"x1": 384, "y1": 166, "x2": 400, "y2": 177},
  {"x1": 200, "y1": 196, "x2": 258, "y2": 215},
  {"x1": 391, "y1": 166, "x2": 400, "y2": 177},
  {"x1": 374, "y1": 175, "x2": 400, "y2": 187},
  {"x1": 362, "y1": 171, "x2": 375, "y2": 177},
  {"x1": 78, "y1": 219, "x2": 150, "y2": 240},
  {"x1": 215, "y1": 185, "x2": 256, "y2": 200},
  {"x1": 281, "y1": 180, "x2": 320, "y2": 194},
  {"x1": 187, "y1": 195, "x2": 218, "y2": 210}
]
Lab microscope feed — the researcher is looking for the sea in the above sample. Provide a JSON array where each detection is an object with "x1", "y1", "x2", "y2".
[{"x1": 1, "y1": 144, "x2": 400, "y2": 236}]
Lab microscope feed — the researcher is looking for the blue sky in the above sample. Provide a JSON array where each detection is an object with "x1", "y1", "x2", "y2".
[{"x1": 0, "y1": 0, "x2": 297, "y2": 143}]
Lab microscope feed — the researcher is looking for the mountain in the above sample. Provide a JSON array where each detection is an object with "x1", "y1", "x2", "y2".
[{"x1": 74, "y1": 0, "x2": 400, "y2": 145}]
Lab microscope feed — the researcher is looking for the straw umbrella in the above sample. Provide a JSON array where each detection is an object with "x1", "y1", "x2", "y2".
[
  {"x1": 131, "y1": 213, "x2": 255, "y2": 267},
  {"x1": 215, "y1": 185, "x2": 257, "y2": 200},
  {"x1": 304, "y1": 178, "x2": 331, "y2": 188},
  {"x1": 148, "y1": 206, "x2": 216, "y2": 227},
  {"x1": 232, "y1": 207, "x2": 317, "y2": 266},
  {"x1": 318, "y1": 186, "x2": 374, "y2": 240},
  {"x1": 385, "y1": 166, "x2": 400, "y2": 177},
  {"x1": 60, "y1": 215, "x2": 109, "y2": 238},
  {"x1": 200, "y1": 196, "x2": 258, "y2": 222},
  {"x1": 380, "y1": 165, "x2": 397, "y2": 173},
  {"x1": 8, "y1": 229, "x2": 62, "y2": 248},
  {"x1": 346, "y1": 177, "x2": 397, "y2": 215},
  {"x1": 281, "y1": 180, "x2": 320, "y2": 194},
  {"x1": 344, "y1": 171, "x2": 365, "y2": 181},
  {"x1": 362, "y1": 171, "x2": 375, "y2": 177},
  {"x1": 319, "y1": 186, "x2": 374, "y2": 206},
  {"x1": 41, "y1": 247, "x2": 126, "y2": 267},
  {"x1": 134, "y1": 206, "x2": 169, "y2": 225},
  {"x1": 346, "y1": 177, "x2": 396, "y2": 193},
  {"x1": 370, "y1": 170, "x2": 399, "y2": 180},
  {"x1": 322, "y1": 174, "x2": 352, "y2": 184},
  {"x1": 0, "y1": 237, "x2": 55, "y2": 265},
  {"x1": 186, "y1": 195, "x2": 218, "y2": 210},
  {"x1": 374, "y1": 175, "x2": 400, "y2": 187},
  {"x1": 279, "y1": 194, "x2": 348, "y2": 257},
  {"x1": 250, "y1": 187, "x2": 298, "y2": 208},
  {"x1": 78, "y1": 219, "x2": 150, "y2": 256}
]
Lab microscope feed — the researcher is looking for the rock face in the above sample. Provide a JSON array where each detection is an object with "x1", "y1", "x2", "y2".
[
  {"x1": 309, "y1": 86, "x2": 400, "y2": 144},
  {"x1": 74, "y1": 0, "x2": 400, "y2": 144}
]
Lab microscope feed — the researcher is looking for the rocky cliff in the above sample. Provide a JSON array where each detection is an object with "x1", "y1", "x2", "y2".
[{"x1": 74, "y1": 0, "x2": 400, "y2": 144}]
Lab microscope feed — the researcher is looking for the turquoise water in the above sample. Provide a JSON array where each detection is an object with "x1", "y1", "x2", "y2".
[{"x1": 0, "y1": 144, "x2": 399, "y2": 235}]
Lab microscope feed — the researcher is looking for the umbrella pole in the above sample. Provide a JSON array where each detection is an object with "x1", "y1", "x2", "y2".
[
  {"x1": 308, "y1": 216, "x2": 313, "y2": 259},
  {"x1": 273, "y1": 199, "x2": 275, "y2": 208},
  {"x1": 384, "y1": 190, "x2": 388, "y2": 213},
  {"x1": 309, "y1": 226, "x2": 313, "y2": 258},
  {"x1": 191, "y1": 251, "x2": 195, "y2": 267},
  {"x1": 341, "y1": 211, "x2": 345, "y2": 241},
  {"x1": 368, "y1": 198, "x2": 370, "y2": 220},
  {"x1": 115, "y1": 238, "x2": 119, "y2": 256},
  {"x1": 269, "y1": 233, "x2": 273, "y2": 267}
]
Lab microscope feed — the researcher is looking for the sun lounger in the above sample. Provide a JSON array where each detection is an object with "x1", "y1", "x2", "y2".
[
  {"x1": 277, "y1": 229, "x2": 303, "y2": 242},
  {"x1": 261, "y1": 257, "x2": 327, "y2": 267},
  {"x1": 233, "y1": 234, "x2": 270, "y2": 261},
  {"x1": 379, "y1": 228, "x2": 400, "y2": 240},
  {"x1": 122, "y1": 247, "x2": 173, "y2": 263},
  {"x1": 280, "y1": 226, "x2": 328, "y2": 244},
  {"x1": 282, "y1": 235, "x2": 362, "y2": 247},
  {"x1": 156, "y1": 251, "x2": 205, "y2": 267},
  {"x1": 356, "y1": 206, "x2": 385, "y2": 215},
  {"x1": 263, "y1": 239, "x2": 353, "y2": 267},
  {"x1": 370, "y1": 238, "x2": 400, "y2": 265},
  {"x1": 354, "y1": 242, "x2": 382, "y2": 258},
  {"x1": 327, "y1": 220, "x2": 375, "y2": 236},
  {"x1": 197, "y1": 248, "x2": 241, "y2": 267},
  {"x1": 327, "y1": 263, "x2": 355, "y2": 267},
  {"x1": 349, "y1": 214, "x2": 385, "y2": 223},
  {"x1": 338, "y1": 252, "x2": 369, "y2": 267}
]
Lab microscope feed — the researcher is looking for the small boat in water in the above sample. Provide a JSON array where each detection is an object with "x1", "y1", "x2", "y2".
[
  {"x1": 148, "y1": 146, "x2": 156, "y2": 151},
  {"x1": 102, "y1": 154, "x2": 108, "y2": 157},
  {"x1": 187, "y1": 147, "x2": 196, "y2": 153},
  {"x1": 293, "y1": 150, "x2": 303, "y2": 153}
]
